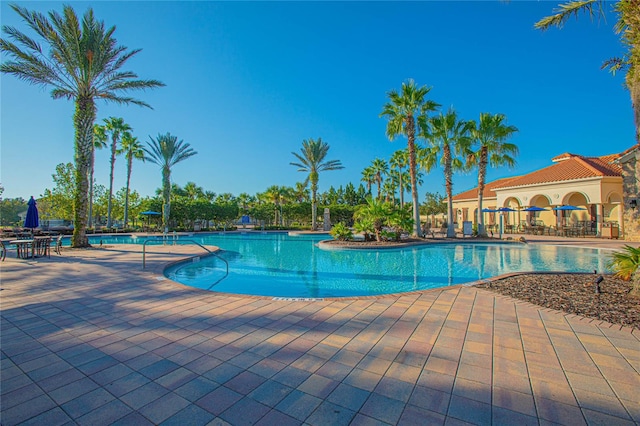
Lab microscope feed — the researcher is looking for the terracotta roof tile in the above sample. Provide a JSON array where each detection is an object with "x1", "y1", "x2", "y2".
[
  {"x1": 495, "y1": 154, "x2": 622, "y2": 189},
  {"x1": 551, "y1": 152, "x2": 578, "y2": 162},
  {"x1": 453, "y1": 177, "x2": 520, "y2": 201}
]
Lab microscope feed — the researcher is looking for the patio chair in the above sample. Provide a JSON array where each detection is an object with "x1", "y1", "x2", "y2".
[
  {"x1": 53, "y1": 235, "x2": 63, "y2": 255},
  {"x1": 0, "y1": 240, "x2": 6, "y2": 262},
  {"x1": 432, "y1": 227, "x2": 447, "y2": 238}
]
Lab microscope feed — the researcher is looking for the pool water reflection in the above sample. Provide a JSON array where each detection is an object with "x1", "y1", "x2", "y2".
[{"x1": 149, "y1": 233, "x2": 610, "y2": 298}]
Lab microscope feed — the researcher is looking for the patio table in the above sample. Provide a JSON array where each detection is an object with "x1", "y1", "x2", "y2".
[{"x1": 9, "y1": 239, "x2": 35, "y2": 259}]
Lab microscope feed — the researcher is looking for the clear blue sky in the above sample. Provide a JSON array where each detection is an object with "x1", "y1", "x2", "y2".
[{"x1": 1, "y1": 1, "x2": 634, "y2": 202}]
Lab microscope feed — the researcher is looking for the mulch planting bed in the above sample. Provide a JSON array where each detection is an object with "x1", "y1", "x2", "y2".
[{"x1": 475, "y1": 273, "x2": 640, "y2": 329}]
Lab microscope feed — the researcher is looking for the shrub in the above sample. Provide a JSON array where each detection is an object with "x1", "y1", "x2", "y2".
[
  {"x1": 607, "y1": 245, "x2": 640, "y2": 297},
  {"x1": 330, "y1": 222, "x2": 353, "y2": 241}
]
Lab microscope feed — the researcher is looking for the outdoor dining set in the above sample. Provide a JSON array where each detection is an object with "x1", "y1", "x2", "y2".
[{"x1": 0, "y1": 233, "x2": 63, "y2": 261}]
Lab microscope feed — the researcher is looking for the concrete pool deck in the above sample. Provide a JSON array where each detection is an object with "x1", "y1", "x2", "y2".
[{"x1": 1, "y1": 236, "x2": 638, "y2": 425}]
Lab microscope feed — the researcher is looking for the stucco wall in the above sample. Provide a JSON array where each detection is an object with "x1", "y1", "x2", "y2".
[{"x1": 621, "y1": 149, "x2": 640, "y2": 241}]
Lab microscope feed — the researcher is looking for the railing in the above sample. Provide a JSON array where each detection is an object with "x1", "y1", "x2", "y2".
[{"x1": 142, "y1": 238, "x2": 229, "y2": 282}]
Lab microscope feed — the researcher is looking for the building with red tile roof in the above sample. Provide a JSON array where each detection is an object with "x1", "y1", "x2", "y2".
[{"x1": 450, "y1": 149, "x2": 632, "y2": 238}]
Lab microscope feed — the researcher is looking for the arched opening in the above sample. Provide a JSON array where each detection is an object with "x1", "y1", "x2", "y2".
[
  {"x1": 604, "y1": 192, "x2": 623, "y2": 224},
  {"x1": 502, "y1": 197, "x2": 522, "y2": 232},
  {"x1": 528, "y1": 194, "x2": 553, "y2": 227},
  {"x1": 562, "y1": 192, "x2": 591, "y2": 226}
]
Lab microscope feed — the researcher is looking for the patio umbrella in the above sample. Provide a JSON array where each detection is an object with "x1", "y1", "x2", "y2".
[
  {"x1": 553, "y1": 205, "x2": 586, "y2": 227},
  {"x1": 497, "y1": 207, "x2": 517, "y2": 212},
  {"x1": 522, "y1": 206, "x2": 548, "y2": 212},
  {"x1": 24, "y1": 196, "x2": 39, "y2": 231},
  {"x1": 481, "y1": 208, "x2": 498, "y2": 212},
  {"x1": 552, "y1": 205, "x2": 586, "y2": 211}
]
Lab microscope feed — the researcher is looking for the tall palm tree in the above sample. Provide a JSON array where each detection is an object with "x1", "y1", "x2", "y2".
[
  {"x1": 0, "y1": 4, "x2": 164, "y2": 247},
  {"x1": 94, "y1": 117, "x2": 131, "y2": 228},
  {"x1": 118, "y1": 131, "x2": 145, "y2": 227},
  {"x1": 468, "y1": 113, "x2": 519, "y2": 237},
  {"x1": 390, "y1": 149, "x2": 409, "y2": 207},
  {"x1": 89, "y1": 124, "x2": 108, "y2": 228},
  {"x1": 144, "y1": 133, "x2": 197, "y2": 233},
  {"x1": 290, "y1": 138, "x2": 344, "y2": 230},
  {"x1": 381, "y1": 79, "x2": 440, "y2": 237},
  {"x1": 370, "y1": 158, "x2": 389, "y2": 200},
  {"x1": 535, "y1": 0, "x2": 639, "y2": 143},
  {"x1": 425, "y1": 107, "x2": 473, "y2": 238}
]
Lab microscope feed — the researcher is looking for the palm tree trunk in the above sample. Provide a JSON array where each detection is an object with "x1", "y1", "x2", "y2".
[
  {"x1": 406, "y1": 116, "x2": 422, "y2": 237},
  {"x1": 124, "y1": 154, "x2": 133, "y2": 227},
  {"x1": 399, "y1": 169, "x2": 404, "y2": 208},
  {"x1": 444, "y1": 144, "x2": 455, "y2": 238},
  {"x1": 162, "y1": 167, "x2": 171, "y2": 233},
  {"x1": 71, "y1": 96, "x2": 95, "y2": 248},
  {"x1": 632, "y1": 79, "x2": 640, "y2": 143},
  {"x1": 107, "y1": 136, "x2": 117, "y2": 228},
  {"x1": 311, "y1": 175, "x2": 318, "y2": 230},
  {"x1": 88, "y1": 149, "x2": 95, "y2": 228},
  {"x1": 477, "y1": 147, "x2": 489, "y2": 237}
]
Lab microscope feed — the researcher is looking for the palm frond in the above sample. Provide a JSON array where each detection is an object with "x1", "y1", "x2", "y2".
[
  {"x1": 602, "y1": 57, "x2": 628, "y2": 75},
  {"x1": 534, "y1": 0, "x2": 605, "y2": 31}
]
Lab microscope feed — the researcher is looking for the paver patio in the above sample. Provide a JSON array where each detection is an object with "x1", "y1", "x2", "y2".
[{"x1": 1, "y1": 237, "x2": 638, "y2": 425}]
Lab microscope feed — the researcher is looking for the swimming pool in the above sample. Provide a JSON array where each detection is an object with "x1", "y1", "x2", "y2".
[{"x1": 88, "y1": 233, "x2": 611, "y2": 298}]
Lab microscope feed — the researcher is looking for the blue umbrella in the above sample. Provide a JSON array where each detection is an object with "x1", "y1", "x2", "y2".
[
  {"x1": 481, "y1": 208, "x2": 498, "y2": 213},
  {"x1": 497, "y1": 207, "x2": 517, "y2": 212},
  {"x1": 552, "y1": 205, "x2": 586, "y2": 211},
  {"x1": 24, "y1": 196, "x2": 39, "y2": 230},
  {"x1": 140, "y1": 211, "x2": 161, "y2": 229},
  {"x1": 522, "y1": 206, "x2": 548, "y2": 212}
]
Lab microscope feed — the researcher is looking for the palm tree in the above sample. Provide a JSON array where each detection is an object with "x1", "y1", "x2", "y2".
[
  {"x1": 361, "y1": 166, "x2": 376, "y2": 196},
  {"x1": 262, "y1": 185, "x2": 290, "y2": 226},
  {"x1": 0, "y1": 4, "x2": 164, "y2": 247},
  {"x1": 94, "y1": 117, "x2": 132, "y2": 228},
  {"x1": 381, "y1": 79, "x2": 440, "y2": 237},
  {"x1": 89, "y1": 124, "x2": 108, "y2": 228},
  {"x1": 390, "y1": 149, "x2": 409, "y2": 207},
  {"x1": 370, "y1": 158, "x2": 389, "y2": 200},
  {"x1": 535, "y1": 0, "x2": 639, "y2": 143},
  {"x1": 290, "y1": 138, "x2": 344, "y2": 230},
  {"x1": 118, "y1": 131, "x2": 145, "y2": 227},
  {"x1": 293, "y1": 181, "x2": 310, "y2": 203},
  {"x1": 144, "y1": 133, "x2": 197, "y2": 233},
  {"x1": 382, "y1": 179, "x2": 397, "y2": 204},
  {"x1": 354, "y1": 197, "x2": 392, "y2": 242},
  {"x1": 425, "y1": 107, "x2": 473, "y2": 238},
  {"x1": 468, "y1": 113, "x2": 519, "y2": 237},
  {"x1": 183, "y1": 182, "x2": 205, "y2": 200},
  {"x1": 237, "y1": 193, "x2": 255, "y2": 211}
]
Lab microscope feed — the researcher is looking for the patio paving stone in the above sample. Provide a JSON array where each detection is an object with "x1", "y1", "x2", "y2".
[{"x1": 1, "y1": 241, "x2": 638, "y2": 425}]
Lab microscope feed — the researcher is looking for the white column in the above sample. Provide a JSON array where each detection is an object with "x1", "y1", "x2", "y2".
[{"x1": 596, "y1": 204, "x2": 603, "y2": 237}]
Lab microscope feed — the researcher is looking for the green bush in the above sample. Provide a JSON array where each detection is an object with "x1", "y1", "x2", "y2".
[
  {"x1": 330, "y1": 222, "x2": 353, "y2": 241},
  {"x1": 608, "y1": 245, "x2": 640, "y2": 297}
]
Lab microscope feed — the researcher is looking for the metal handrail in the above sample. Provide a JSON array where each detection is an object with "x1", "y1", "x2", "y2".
[{"x1": 142, "y1": 238, "x2": 229, "y2": 278}]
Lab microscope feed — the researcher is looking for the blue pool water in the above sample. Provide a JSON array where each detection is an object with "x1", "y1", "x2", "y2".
[{"x1": 87, "y1": 233, "x2": 611, "y2": 298}]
